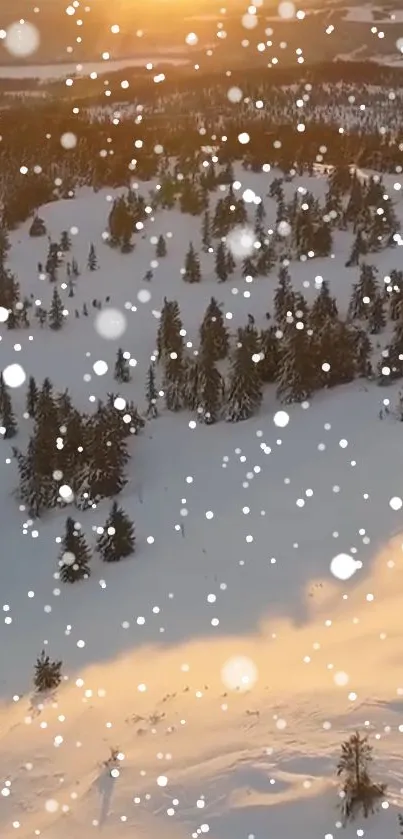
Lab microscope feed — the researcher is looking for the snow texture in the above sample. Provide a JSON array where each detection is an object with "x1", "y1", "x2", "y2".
[{"x1": 0, "y1": 165, "x2": 403, "y2": 837}]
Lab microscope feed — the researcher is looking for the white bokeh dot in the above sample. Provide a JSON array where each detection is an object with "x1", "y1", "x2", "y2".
[
  {"x1": 389, "y1": 496, "x2": 402, "y2": 511},
  {"x1": 221, "y1": 656, "x2": 258, "y2": 692},
  {"x1": 330, "y1": 553, "x2": 358, "y2": 581},
  {"x1": 278, "y1": 1, "x2": 295, "y2": 18},
  {"x1": 5, "y1": 21, "x2": 40, "y2": 57},
  {"x1": 60, "y1": 132, "x2": 77, "y2": 150},
  {"x1": 95, "y1": 308, "x2": 127, "y2": 340},
  {"x1": 3, "y1": 363, "x2": 26, "y2": 388},
  {"x1": 45, "y1": 799, "x2": 59, "y2": 813},
  {"x1": 334, "y1": 671, "x2": 349, "y2": 687},
  {"x1": 273, "y1": 410, "x2": 289, "y2": 428},
  {"x1": 137, "y1": 289, "x2": 151, "y2": 304},
  {"x1": 93, "y1": 360, "x2": 108, "y2": 376}
]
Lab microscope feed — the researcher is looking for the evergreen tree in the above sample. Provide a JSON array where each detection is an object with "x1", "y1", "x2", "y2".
[
  {"x1": 48, "y1": 286, "x2": 64, "y2": 330},
  {"x1": 59, "y1": 516, "x2": 91, "y2": 583},
  {"x1": 202, "y1": 210, "x2": 211, "y2": 252},
  {"x1": 29, "y1": 216, "x2": 46, "y2": 237},
  {"x1": 254, "y1": 201, "x2": 266, "y2": 238},
  {"x1": 348, "y1": 263, "x2": 379, "y2": 321},
  {"x1": 163, "y1": 354, "x2": 185, "y2": 411},
  {"x1": 183, "y1": 242, "x2": 201, "y2": 283},
  {"x1": 215, "y1": 241, "x2": 228, "y2": 282},
  {"x1": 345, "y1": 229, "x2": 367, "y2": 267},
  {"x1": 97, "y1": 501, "x2": 135, "y2": 562},
  {"x1": 0, "y1": 375, "x2": 17, "y2": 439},
  {"x1": 199, "y1": 297, "x2": 229, "y2": 361},
  {"x1": 256, "y1": 241, "x2": 275, "y2": 276},
  {"x1": 85, "y1": 404, "x2": 129, "y2": 500},
  {"x1": 0, "y1": 225, "x2": 10, "y2": 262},
  {"x1": 0, "y1": 264, "x2": 20, "y2": 312},
  {"x1": 156, "y1": 234, "x2": 167, "y2": 257},
  {"x1": 33, "y1": 650, "x2": 62, "y2": 693},
  {"x1": 60, "y1": 230, "x2": 71, "y2": 252},
  {"x1": 310, "y1": 281, "x2": 338, "y2": 329},
  {"x1": 242, "y1": 255, "x2": 258, "y2": 279},
  {"x1": 225, "y1": 247, "x2": 236, "y2": 275},
  {"x1": 145, "y1": 363, "x2": 158, "y2": 417},
  {"x1": 378, "y1": 321, "x2": 403, "y2": 382},
  {"x1": 387, "y1": 269, "x2": 403, "y2": 321},
  {"x1": 226, "y1": 327, "x2": 262, "y2": 421},
  {"x1": 277, "y1": 325, "x2": 314, "y2": 403},
  {"x1": 183, "y1": 358, "x2": 201, "y2": 411},
  {"x1": 274, "y1": 266, "x2": 295, "y2": 325},
  {"x1": 72, "y1": 258, "x2": 80, "y2": 277},
  {"x1": 352, "y1": 328, "x2": 373, "y2": 378},
  {"x1": 258, "y1": 326, "x2": 280, "y2": 383},
  {"x1": 156, "y1": 298, "x2": 184, "y2": 362},
  {"x1": 336, "y1": 731, "x2": 386, "y2": 823},
  {"x1": 26, "y1": 375, "x2": 39, "y2": 418},
  {"x1": 26, "y1": 376, "x2": 38, "y2": 417},
  {"x1": 368, "y1": 294, "x2": 386, "y2": 335},
  {"x1": 114, "y1": 348, "x2": 131, "y2": 383},
  {"x1": 197, "y1": 351, "x2": 224, "y2": 424},
  {"x1": 87, "y1": 243, "x2": 98, "y2": 271},
  {"x1": 312, "y1": 319, "x2": 356, "y2": 390}
]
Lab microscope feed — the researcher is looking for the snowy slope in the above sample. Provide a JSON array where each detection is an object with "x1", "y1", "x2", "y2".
[{"x1": 1, "y1": 167, "x2": 403, "y2": 838}]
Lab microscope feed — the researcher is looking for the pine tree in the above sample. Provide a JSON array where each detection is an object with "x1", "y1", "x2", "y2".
[
  {"x1": 48, "y1": 286, "x2": 64, "y2": 330},
  {"x1": 345, "y1": 229, "x2": 367, "y2": 267},
  {"x1": 145, "y1": 363, "x2": 158, "y2": 417},
  {"x1": 197, "y1": 351, "x2": 224, "y2": 424},
  {"x1": 156, "y1": 234, "x2": 167, "y2": 257},
  {"x1": 85, "y1": 404, "x2": 129, "y2": 500},
  {"x1": 387, "y1": 269, "x2": 403, "y2": 320},
  {"x1": 163, "y1": 354, "x2": 185, "y2": 411},
  {"x1": 29, "y1": 216, "x2": 46, "y2": 237},
  {"x1": 114, "y1": 348, "x2": 131, "y2": 383},
  {"x1": 72, "y1": 258, "x2": 80, "y2": 277},
  {"x1": 183, "y1": 358, "x2": 200, "y2": 411},
  {"x1": 26, "y1": 375, "x2": 38, "y2": 418},
  {"x1": 60, "y1": 230, "x2": 71, "y2": 252},
  {"x1": 379, "y1": 320, "x2": 403, "y2": 383},
  {"x1": 59, "y1": 516, "x2": 91, "y2": 583},
  {"x1": 226, "y1": 327, "x2": 262, "y2": 421},
  {"x1": 226, "y1": 247, "x2": 236, "y2": 275},
  {"x1": 336, "y1": 731, "x2": 386, "y2": 823},
  {"x1": 34, "y1": 650, "x2": 62, "y2": 692},
  {"x1": 183, "y1": 242, "x2": 201, "y2": 283},
  {"x1": 87, "y1": 243, "x2": 98, "y2": 271},
  {"x1": 215, "y1": 241, "x2": 228, "y2": 282},
  {"x1": 368, "y1": 294, "x2": 386, "y2": 335},
  {"x1": 310, "y1": 280, "x2": 338, "y2": 329},
  {"x1": 352, "y1": 328, "x2": 373, "y2": 378},
  {"x1": 156, "y1": 298, "x2": 184, "y2": 362},
  {"x1": 0, "y1": 375, "x2": 17, "y2": 439},
  {"x1": 202, "y1": 210, "x2": 212, "y2": 252},
  {"x1": 256, "y1": 241, "x2": 275, "y2": 276},
  {"x1": 274, "y1": 266, "x2": 295, "y2": 325},
  {"x1": 348, "y1": 263, "x2": 379, "y2": 321},
  {"x1": 277, "y1": 325, "x2": 314, "y2": 403},
  {"x1": 258, "y1": 327, "x2": 280, "y2": 383},
  {"x1": 199, "y1": 297, "x2": 229, "y2": 361},
  {"x1": 312, "y1": 318, "x2": 356, "y2": 390},
  {"x1": 242, "y1": 256, "x2": 258, "y2": 279},
  {"x1": 97, "y1": 501, "x2": 135, "y2": 562}
]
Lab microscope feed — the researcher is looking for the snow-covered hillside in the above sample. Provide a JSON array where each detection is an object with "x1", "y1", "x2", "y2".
[{"x1": 1, "y1": 166, "x2": 403, "y2": 839}]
